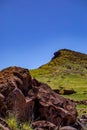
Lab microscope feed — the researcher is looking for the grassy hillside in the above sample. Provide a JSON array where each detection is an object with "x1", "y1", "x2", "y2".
[{"x1": 30, "y1": 49, "x2": 87, "y2": 101}]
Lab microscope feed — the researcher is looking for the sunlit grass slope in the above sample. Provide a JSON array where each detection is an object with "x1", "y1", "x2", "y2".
[{"x1": 30, "y1": 49, "x2": 87, "y2": 101}]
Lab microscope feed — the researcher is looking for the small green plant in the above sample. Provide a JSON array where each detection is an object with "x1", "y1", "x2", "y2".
[
  {"x1": 76, "y1": 104, "x2": 87, "y2": 117},
  {"x1": 6, "y1": 115, "x2": 19, "y2": 130},
  {"x1": 22, "y1": 122, "x2": 32, "y2": 130},
  {"x1": 6, "y1": 114, "x2": 33, "y2": 130}
]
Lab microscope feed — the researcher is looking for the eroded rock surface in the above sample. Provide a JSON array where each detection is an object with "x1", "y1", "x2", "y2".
[
  {"x1": 0, "y1": 66, "x2": 82, "y2": 129},
  {"x1": 32, "y1": 120, "x2": 57, "y2": 130},
  {"x1": 60, "y1": 126, "x2": 77, "y2": 130},
  {"x1": 0, "y1": 118, "x2": 11, "y2": 130}
]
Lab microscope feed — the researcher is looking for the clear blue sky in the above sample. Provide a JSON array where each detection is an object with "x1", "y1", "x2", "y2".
[{"x1": 0, "y1": 0, "x2": 87, "y2": 70}]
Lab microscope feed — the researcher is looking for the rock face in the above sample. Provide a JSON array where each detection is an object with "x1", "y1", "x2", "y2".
[
  {"x1": 32, "y1": 120, "x2": 57, "y2": 130},
  {"x1": 0, "y1": 66, "x2": 83, "y2": 129},
  {"x1": 60, "y1": 126, "x2": 77, "y2": 130},
  {"x1": 0, "y1": 66, "x2": 32, "y2": 117},
  {"x1": 0, "y1": 118, "x2": 11, "y2": 130},
  {"x1": 31, "y1": 79, "x2": 77, "y2": 126}
]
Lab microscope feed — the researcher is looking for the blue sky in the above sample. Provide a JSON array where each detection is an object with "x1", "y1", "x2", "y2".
[{"x1": 0, "y1": 0, "x2": 87, "y2": 70}]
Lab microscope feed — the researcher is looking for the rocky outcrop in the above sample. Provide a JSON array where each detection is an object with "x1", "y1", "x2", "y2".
[
  {"x1": 32, "y1": 120, "x2": 57, "y2": 130},
  {"x1": 54, "y1": 88, "x2": 76, "y2": 95},
  {"x1": 31, "y1": 79, "x2": 77, "y2": 126},
  {"x1": 0, "y1": 66, "x2": 84, "y2": 129},
  {"x1": 0, "y1": 66, "x2": 32, "y2": 117},
  {"x1": 0, "y1": 118, "x2": 11, "y2": 130},
  {"x1": 6, "y1": 88, "x2": 35, "y2": 121},
  {"x1": 60, "y1": 126, "x2": 77, "y2": 130},
  {"x1": 76, "y1": 100, "x2": 87, "y2": 105}
]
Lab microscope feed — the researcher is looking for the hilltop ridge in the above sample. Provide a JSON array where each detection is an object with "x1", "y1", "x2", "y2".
[
  {"x1": 39, "y1": 49, "x2": 87, "y2": 76},
  {"x1": 30, "y1": 49, "x2": 87, "y2": 101},
  {"x1": 52, "y1": 49, "x2": 87, "y2": 61}
]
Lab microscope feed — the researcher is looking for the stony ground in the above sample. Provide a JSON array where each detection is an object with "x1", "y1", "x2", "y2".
[{"x1": 0, "y1": 66, "x2": 86, "y2": 130}]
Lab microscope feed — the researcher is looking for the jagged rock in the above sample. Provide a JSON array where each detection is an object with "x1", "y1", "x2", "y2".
[
  {"x1": 0, "y1": 66, "x2": 78, "y2": 129},
  {"x1": 0, "y1": 123, "x2": 10, "y2": 130},
  {"x1": 6, "y1": 88, "x2": 34, "y2": 122},
  {"x1": 6, "y1": 88, "x2": 26, "y2": 116},
  {"x1": 0, "y1": 66, "x2": 32, "y2": 118},
  {"x1": 0, "y1": 93, "x2": 4, "y2": 101},
  {"x1": 73, "y1": 118, "x2": 86, "y2": 130},
  {"x1": 52, "y1": 50, "x2": 61, "y2": 60},
  {"x1": 79, "y1": 119, "x2": 87, "y2": 129},
  {"x1": 31, "y1": 79, "x2": 77, "y2": 126},
  {"x1": 0, "y1": 66, "x2": 32, "y2": 97},
  {"x1": 0, "y1": 93, "x2": 7, "y2": 117},
  {"x1": 60, "y1": 126, "x2": 77, "y2": 130},
  {"x1": 32, "y1": 120, "x2": 57, "y2": 130},
  {"x1": 79, "y1": 115, "x2": 87, "y2": 129},
  {"x1": 0, "y1": 118, "x2": 11, "y2": 130}
]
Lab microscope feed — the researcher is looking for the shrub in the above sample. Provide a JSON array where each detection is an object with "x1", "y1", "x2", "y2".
[
  {"x1": 6, "y1": 115, "x2": 19, "y2": 130},
  {"x1": 6, "y1": 114, "x2": 33, "y2": 130},
  {"x1": 22, "y1": 122, "x2": 32, "y2": 130}
]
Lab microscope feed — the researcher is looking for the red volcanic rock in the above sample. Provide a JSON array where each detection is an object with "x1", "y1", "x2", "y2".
[
  {"x1": 32, "y1": 120, "x2": 57, "y2": 130},
  {"x1": 31, "y1": 79, "x2": 77, "y2": 126},
  {"x1": 0, "y1": 93, "x2": 7, "y2": 117},
  {"x1": 0, "y1": 93, "x2": 4, "y2": 101},
  {"x1": 0, "y1": 118, "x2": 11, "y2": 130},
  {"x1": 6, "y1": 88, "x2": 35, "y2": 122},
  {"x1": 0, "y1": 66, "x2": 32, "y2": 96},
  {"x1": 60, "y1": 126, "x2": 77, "y2": 130},
  {"x1": 0, "y1": 66, "x2": 32, "y2": 119},
  {"x1": 0, "y1": 123, "x2": 10, "y2": 130},
  {"x1": 0, "y1": 66, "x2": 79, "y2": 129}
]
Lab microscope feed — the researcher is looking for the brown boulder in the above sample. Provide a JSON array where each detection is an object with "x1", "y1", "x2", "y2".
[
  {"x1": 0, "y1": 123, "x2": 10, "y2": 130},
  {"x1": 0, "y1": 66, "x2": 32, "y2": 118},
  {"x1": 32, "y1": 120, "x2": 57, "y2": 130},
  {"x1": 6, "y1": 88, "x2": 34, "y2": 122},
  {"x1": 79, "y1": 115, "x2": 87, "y2": 129},
  {"x1": 0, "y1": 93, "x2": 7, "y2": 117},
  {"x1": 0, "y1": 118, "x2": 11, "y2": 130},
  {"x1": 39, "y1": 105, "x2": 75, "y2": 126},
  {"x1": 0, "y1": 67, "x2": 78, "y2": 129},
  {"x1": 0, "y1": 93, "x2": 5, "y2": 102},
  {"x1": 31, "y1": 79, "x2": 77, "y2": 126},
  {"x1": 54, "y1": 89, "x2": 76, "y2": 95},
  {"x1": 0, "y1": 66, "x2": 32, "y2": 96},
  {"x1": 60, "y1": 126, "x2": 77, "y2": 130}
]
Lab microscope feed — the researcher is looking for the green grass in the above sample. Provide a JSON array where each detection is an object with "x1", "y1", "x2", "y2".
[
  {"x1": 22, "y1": 122, "x2": 32, "y2": 130},
  {"x1": 6, "y1": 115, "x2": 32, "y2": 130},
  {"x1": 76, "y1": 104, "x2": 87, "y2": 117},
  {"x1": 30, "y1": 68, "x2": 87, "y2": 100},
  {"x1": 6, "y1": 115, "x2": 19, "y2": 130},
  {"x1": 30, "y1": 49, "x2": 87, "y2": 116}
]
